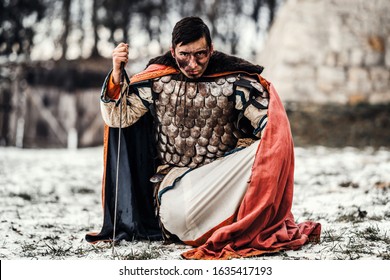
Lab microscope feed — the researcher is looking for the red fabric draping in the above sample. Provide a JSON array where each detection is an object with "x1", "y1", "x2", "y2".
[{"x1": 181, "y1": 79, "x2": 321, "y2": 260}]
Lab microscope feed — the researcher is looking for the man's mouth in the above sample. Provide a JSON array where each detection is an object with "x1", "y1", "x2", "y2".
[{"x1": 187, "y1": 70, "x2": 199, "y2": 75}]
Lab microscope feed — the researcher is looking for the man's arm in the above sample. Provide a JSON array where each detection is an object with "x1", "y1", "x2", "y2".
[
  {"x1": 234, "y1": 76, "x2": 269, "y2": 139},
  {"x1": 99, "y1": 42, "x2": 152, "y2": 128},
  {"x1": 100, "y1": 71, "x2": 152, "y2": 128}
]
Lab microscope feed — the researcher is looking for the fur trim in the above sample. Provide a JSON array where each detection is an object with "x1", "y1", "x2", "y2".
[{"x1": 147, "y1": 51, "x2": 263, "y2": 75}]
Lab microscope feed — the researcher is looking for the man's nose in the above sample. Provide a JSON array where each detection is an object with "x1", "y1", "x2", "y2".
[{"x1": 188, "y1": 55, "x2": 198, "y2": 68}]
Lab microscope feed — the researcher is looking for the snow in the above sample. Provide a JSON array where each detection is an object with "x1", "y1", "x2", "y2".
[{"x1": 0, "y1": 145, "x2": 389, "y2": 260}]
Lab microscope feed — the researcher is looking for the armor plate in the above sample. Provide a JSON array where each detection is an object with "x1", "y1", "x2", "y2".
[{"x1": 152, "y1": 75, "x2": 239, "y2": 168}]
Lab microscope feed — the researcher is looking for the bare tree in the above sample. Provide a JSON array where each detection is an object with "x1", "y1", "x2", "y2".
[
  {"x1": 59, "y1": 0, "x2": 72, "y2": 60},
  {"x1": 0, "y1": 0, "x2": 46, "y2": 61},
  {"x1": 90, "y1": 0, "x2": 101, "y2": 57},
  {"x1": 0, "y1": 0, "x2": 283, "y2": 61}
]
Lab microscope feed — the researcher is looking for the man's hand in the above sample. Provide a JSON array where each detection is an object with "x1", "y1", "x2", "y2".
[{"x1": 112, "y1": 42, "x2": 129, "y2": 85}]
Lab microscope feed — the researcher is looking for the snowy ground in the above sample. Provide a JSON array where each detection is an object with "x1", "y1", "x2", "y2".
[{"x1": 0, "y1": 145, "x2": 390, "y2": 260}]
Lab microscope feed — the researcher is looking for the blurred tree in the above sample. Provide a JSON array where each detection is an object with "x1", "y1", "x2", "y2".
[
  {"x1": 137, "y1": 0, "x2": 169, "y2": 44},
  {"x1": 252, "y1": 0, "x2": 277, "y2": 26},
  {"x1": 101, "y1": 0, "x2": 137, "y2": 44},
  {"x1": 0, "y1": 0, "x2": 46, "y2": 61},
  {"x1": 59, "y1": 0, "x2": 71, "y2": 60},
  {"x1": 0, "y1": 0, "x2": 282, "y2": 61},
  {"x1": 173, "y1": 0, "x2": 280, "y2": 55},
  {"x1": 90, "y1": 0, "x2": 103, "y2": 57}
]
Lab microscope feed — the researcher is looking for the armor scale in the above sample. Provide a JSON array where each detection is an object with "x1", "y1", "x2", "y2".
[{"x1": 152, "y1": 75, "x2": 240, "y2": 168}]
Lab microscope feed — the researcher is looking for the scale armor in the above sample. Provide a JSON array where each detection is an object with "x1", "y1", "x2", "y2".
[{"x1": 152, "y1": 75, "x2": 241, "y2": 168}]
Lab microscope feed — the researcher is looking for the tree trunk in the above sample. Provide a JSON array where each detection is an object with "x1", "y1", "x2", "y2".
[
  {"x1": 91, "y1": 0, "x2": 100, "y2": 57},
  {"x1": 60, "y1": 0, "x2": 72, "y2": 60}
]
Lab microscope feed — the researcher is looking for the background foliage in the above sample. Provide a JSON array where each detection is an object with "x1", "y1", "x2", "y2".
[{"x1": 0, "y1": 0, "x2": 280, "y2": 62}]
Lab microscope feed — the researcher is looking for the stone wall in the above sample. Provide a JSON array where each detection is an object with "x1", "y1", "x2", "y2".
[
  {"x1": 258, "y1": 0, "x2": 390, "y2": 105},
  {"x1": 258, "y1": 0, "x2": 390, "y2": 147}
]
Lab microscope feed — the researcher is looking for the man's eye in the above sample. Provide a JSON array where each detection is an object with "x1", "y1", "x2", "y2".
[{"x1": 195, "y1": 51, "x2": 207, "y2": 58}]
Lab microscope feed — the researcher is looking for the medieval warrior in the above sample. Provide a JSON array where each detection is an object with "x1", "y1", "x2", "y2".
[{"x1": 86, "y1": 17, "x2": 321, "y2": 260}]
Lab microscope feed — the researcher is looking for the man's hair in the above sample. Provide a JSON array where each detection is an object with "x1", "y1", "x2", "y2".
[{"x1": 171, "y1": 16, "x2": 212, "y2": 48}]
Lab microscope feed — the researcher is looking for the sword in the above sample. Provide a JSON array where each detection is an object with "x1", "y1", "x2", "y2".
[{"x1": 112, "y1": 61, "x2": 126, "y2": 257}]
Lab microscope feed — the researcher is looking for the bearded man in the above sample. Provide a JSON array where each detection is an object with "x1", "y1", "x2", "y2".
[{"x1": 86, "y1": 16, "x2": 321, "y2": 260}]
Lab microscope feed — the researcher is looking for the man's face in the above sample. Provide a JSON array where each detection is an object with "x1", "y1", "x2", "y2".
[{"x1": 171, "y1": 37, "x2": 213, "y2": 79}]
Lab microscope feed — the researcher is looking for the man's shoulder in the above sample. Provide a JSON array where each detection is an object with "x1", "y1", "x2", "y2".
[
  {"x1": 130, "y1": 64, "x2": 178, "y2": 84},
  {"x1": 204, "y1": 51, "x2": 264, "y2": 76}
]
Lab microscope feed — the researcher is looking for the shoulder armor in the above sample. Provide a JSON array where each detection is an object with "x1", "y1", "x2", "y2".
[{"x1": 234, "y1": 76, "x2": 269, "y2": 100}]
